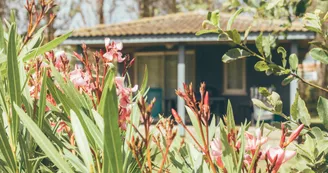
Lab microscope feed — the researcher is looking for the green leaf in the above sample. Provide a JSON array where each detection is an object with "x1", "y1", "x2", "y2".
[
  {"x1": 185, "y1": 106, "x2": 204, "y2": 145},
  {"x1": 18, "y1": 135, "x2": 31, "y2": 173},
  {"x1": 266, "y1": 0, "x2": 282, "y2": 10},
  {"x1": 309, "y1": 48, "x2": 328, "y2": 64},
  {"x1": 0, "y1": 20, "x2": 6, "y2": 55},
  {"x1": 82, "y1": 111, "x2": 103, "y2": 149},
  {"x1": 291, "y1": 92, "x2": 311, "y2": 126},
  {"x1": 222, "y1": 48, "x2": 251, "y2": 63},
  {"x1": 37, "y1": 71, "x2": 47, "y2": 128},
  {"x1": 14, "y1": 104, "x2": 74, "y2": 173},
  {"x1": 0, "y1": 112, "x2": 17, "y2": 172},
  {"x1": 91, "y1": 109, "x2": 104, "y2": 134},
  {"x1": 236, "y1": 125, "x2": 245, "y2": 173},
  {"x1": 317, "y1": 97, "x2": 328, "y2": 129},
  {"x1": 226, "y1": 29, "x2": 241, "y2": 44},
  {"x1": 277, "y1": 46, "x2": 287, "y2": 68},
  {"x1": 281, "y1": 75, "x2": 294, "y2": 86},
  {"x1": 255, "y1": 33, "x2": 263, "y2": 55},
  {"x1": 209, "y1": 10, "x2": 220, "y2": 27},
  {"x1": 227, "y1": 8, "x2": 243, "y2": 30},
  {"x1": 21, "y1": 31, "x2": 72, "y2": 62},
  {"x1": 289, "y1": 53, "x2": 298, "y2": 71},
  {"x1": 70, "y1": 110, "x2": 95, "y2": 172},
  {"x1": 251, "y1": 99, "x2": 272, "y2": 111},
  {"x1": 7, "y1": 24, "x2": 21, "y2": 145},
  {"x1": 98, "y1": 69, "x2": 123, "y2": 173},
  {"x1": 262, "y1": 35, "x2": 276, "y2": 61},
  {"x1": 258, "y1": 87, "x2": 271, "y2": 97},
  {"x1": 19, "y1": 26, "x2": 46, "y2": 57},
  {"x1": 226, "y1": 100, "x2": 235, "y2": 133},
  {"x1": 254, "y1": 61, "x2": 269, "y2": 71},
  {"x1": 63, "y1": 149, "x2": 88, "y2": 173},
  {"x1": 304, "y1": 13, "x2": 322, "y2": 33},
  {"x1": 219, "y1": 120, "x2": 235, "y2": 172},
  {"x1": 140, "y1": 65, "x2": 148, "y2": 95}
]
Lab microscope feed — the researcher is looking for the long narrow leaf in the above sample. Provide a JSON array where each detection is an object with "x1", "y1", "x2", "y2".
[
  {"x1": 14, "y1": 104, "x2": 74, "y2": 173},
  {"x1": 99, "y1": 69, "x2": 123, "y2": 173},
  {"x1": 7, "y1": 24, "x2": 21, "y2": 145},
  {"x1": 140, "y1": 65, "x2": 148, "y2": 94},
  {"x1": 226, "y1": 100, "x2": 236, "y2": 133},
  {"x1": 91, "y1": 109, "x2": 104, "y2": 134},
  {"x1": 0, "y1": 112, "x2": 16, "y2": 172},
  {"x1": 227, "y1": 8, "x2": 244, "y2": 30},
  {"x1": 37, "y1": 71, "x2": 47, "y2": 128},
  {"x1": 0, "y1": 20, "x2": 6, "y2": 54},
  {"x1": 70, "y1": 110, "x2": 95, "y2": 172},
  {"x1": 82, "y1": 111, "x2": 103, "y2": 149},
  {"x1": 236, "y1": 125, "x2": 245, "y2": 173},
  {"x1": 21, "y1": 31, "x2": 72, "y2": 62},
  {"x1": 18, "y1": 135, "x2": 31, "y2": 173},
  {"x1": 63, "y1": 149, "x2": 88, "y2": 173}
]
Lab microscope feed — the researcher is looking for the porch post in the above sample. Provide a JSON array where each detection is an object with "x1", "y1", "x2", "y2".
[
  {"x1": 290, "y1": 42, "x2": 298, "y2": 110},
  {"x1": 178, "y1": 44, "x2": 186, "y2": 136}
]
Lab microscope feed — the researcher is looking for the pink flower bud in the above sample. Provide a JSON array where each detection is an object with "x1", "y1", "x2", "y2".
[
  {"x1": 204, "y1": 91, "x2": 209, "y2": 106},
  {"x1": 171, "y1": 109, "x2": 182, "y2": 124},
  {"x1": 286, "y1": 124, "x2": 304, "y2": 146}
]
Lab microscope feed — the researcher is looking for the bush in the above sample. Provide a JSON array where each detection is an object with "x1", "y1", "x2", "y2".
[{"x1": 0, "y1": 1, "x2": 327, "y2": 173}]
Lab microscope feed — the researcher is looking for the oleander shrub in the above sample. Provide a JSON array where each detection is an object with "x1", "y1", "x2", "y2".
[{"x1": 0, "y1": 0, "x2": 327, "y2": 173}]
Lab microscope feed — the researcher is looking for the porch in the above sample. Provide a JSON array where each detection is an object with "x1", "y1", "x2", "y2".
[{"x1": 64, "y1": 11, "x2": 315, "y2": 135}]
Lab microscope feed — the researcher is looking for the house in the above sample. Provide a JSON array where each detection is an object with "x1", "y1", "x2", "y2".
[{"x1": 63, "y1": 11, "x2": 315, "y2": 126}]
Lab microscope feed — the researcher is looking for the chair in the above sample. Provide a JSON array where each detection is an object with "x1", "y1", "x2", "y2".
[{"x1": 250, "y1": 87, "x2": 274, "y2": 125}]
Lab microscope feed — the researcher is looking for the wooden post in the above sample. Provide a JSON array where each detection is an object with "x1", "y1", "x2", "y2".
[{"x1": 178, "y1": 44, "x2": 185, "y2": 136}]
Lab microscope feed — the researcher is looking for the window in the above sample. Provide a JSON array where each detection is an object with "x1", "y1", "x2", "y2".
[
  {"x1": 135, "y1": 51, "x2": 195, "y2": 116},
  {"x1": 223, "y1": 59, "x2": 247, "y2": 95}
]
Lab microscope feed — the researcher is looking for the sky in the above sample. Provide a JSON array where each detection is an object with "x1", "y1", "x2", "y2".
[{"x1": 6, "y1": 0, "x2": 138, "y2": 34}]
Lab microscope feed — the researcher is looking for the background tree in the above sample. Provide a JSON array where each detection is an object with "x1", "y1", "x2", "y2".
[{"x1": 0, "y1": 0, "x2": 5, "y2": 20}]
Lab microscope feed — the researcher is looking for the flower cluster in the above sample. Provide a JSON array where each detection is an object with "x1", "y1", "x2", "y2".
[
  {"x1": 26, "y1": 38, "x2": 137, "y2": 131},
  {"x1": 115, "y1": 77, "x2": 138, "y2": 130},
  {"x1": 210, "y1": 123, "x2": 304, "y2": 172}
]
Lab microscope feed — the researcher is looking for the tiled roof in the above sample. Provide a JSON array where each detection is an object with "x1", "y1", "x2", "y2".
[{"x1": 71, "y1": 11, "x2": 307, "y2": 37}]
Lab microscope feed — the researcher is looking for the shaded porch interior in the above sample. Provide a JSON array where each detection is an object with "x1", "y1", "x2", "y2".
[{"x1": 82, "y1": 40, "x2": 310, "y2": 125}]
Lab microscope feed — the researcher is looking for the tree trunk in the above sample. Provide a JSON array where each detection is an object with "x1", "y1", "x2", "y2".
[
  {"x1": 0, "y1": 0, "x2": 5, "y2": 21},
  {"x1": 170, "y1": 0, "x2": 177, "y2": 13},
  {"x1": 98, "y1": 0, "x2": 105, "y2": 24},
  {"x1": 140, "y1": 0, "x2": 153, "y2": 17}
]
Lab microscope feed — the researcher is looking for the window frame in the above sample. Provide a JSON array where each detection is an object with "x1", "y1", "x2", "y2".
[{"x1": 223, "y1": 59, "x2": 247, "y2": 96}]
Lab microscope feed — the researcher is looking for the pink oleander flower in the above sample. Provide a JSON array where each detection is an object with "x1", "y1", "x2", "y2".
[
  {"x1": 119, "y1": 105, "x2": 132, "y2": 130},
  {"x1": 114, "y1": 77, "x2": 138, "y2": 130},
  {"x1": 244, "y1": 154, "x2": 252, "y2": 166},
  {"x1": 54, "y1": 51, "x2": 68, "y2": 70},
  {"x1": 69, "y1": 65, "x2": 93, "y2": 89},
  {"x1": 245, "y1": 128, "x2": 268, "y2": 154},
  {"x1": 210, "y1": 137, "x2": 224, "y2": 168},
  {"x1": 266, "y1": 147, "x2": 296, "y2": 173},
  {"x1": 115, "y1": 77, "x2": 138, "y2": 107},
  {"x1": 103, "y1": 38, "x2": 125, "y2": 63}
]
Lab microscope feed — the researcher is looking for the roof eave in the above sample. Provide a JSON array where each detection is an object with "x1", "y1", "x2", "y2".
[{"x1": 62, "y1": 31, "x2": 315, "y2": 45}]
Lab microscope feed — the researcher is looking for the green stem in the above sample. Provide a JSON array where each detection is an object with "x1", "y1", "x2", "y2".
[{"x1": 239, "y1": 43, "x2": 328, "y2": 93}]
